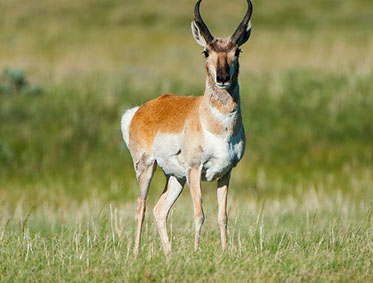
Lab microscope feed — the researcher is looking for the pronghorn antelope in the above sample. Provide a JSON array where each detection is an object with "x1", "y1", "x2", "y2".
[{"x1": 121, "y1": 0, "x2": 253, "y2": 255}]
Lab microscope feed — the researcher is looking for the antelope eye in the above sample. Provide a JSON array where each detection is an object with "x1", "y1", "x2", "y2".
[
  {"x1": 202, "y1": 50, "x2": 209, "y2": 58},
  {"x1": 234, "y1": 48, "x2": 242, "y2": 57}
]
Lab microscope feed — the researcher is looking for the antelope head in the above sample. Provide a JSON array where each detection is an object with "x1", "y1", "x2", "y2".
[{"x1": 191, "y1": 0, "x2": 253, "y2": 90}]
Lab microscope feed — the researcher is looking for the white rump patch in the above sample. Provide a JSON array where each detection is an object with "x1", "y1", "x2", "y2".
[{"x1": 121, "y1": 106, "x2": 140, "y2": 147}]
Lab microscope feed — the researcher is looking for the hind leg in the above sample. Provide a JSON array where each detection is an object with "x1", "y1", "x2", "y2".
[
  {"x1": 153, "y1": 176, "x2": 185, "y2": 254},
  {"x1": 133, "y1": 156, "x2": 156, "y2": 256}
]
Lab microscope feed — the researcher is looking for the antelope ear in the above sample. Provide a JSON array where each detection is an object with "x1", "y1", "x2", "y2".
[
  {"x1": 235, "y1": 20, "x2": 252, "y2": 46},
  {"x1": 191, "y1": 20, "x2": 207, "y2": 47}
]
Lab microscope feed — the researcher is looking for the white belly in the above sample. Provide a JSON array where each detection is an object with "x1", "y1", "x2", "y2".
[
  {"x1": 153, "y1": 132, "x2": 187, "y2": 179},
  {"x1": 152, "y1": 126, "x2": 245, "y2": 181}
]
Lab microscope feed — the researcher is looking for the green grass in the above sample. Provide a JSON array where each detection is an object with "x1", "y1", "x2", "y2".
[
  {"x1": 0, "y1": 0, "x2": 373, "y2": 281},
  {"x1": 1, "y1": 194, "x2": 372, "y2": 281}
]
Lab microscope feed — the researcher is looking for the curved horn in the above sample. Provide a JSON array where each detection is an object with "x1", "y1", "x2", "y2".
[
  {"x1": 194, "y1": 0, "x2": 214, "y2": 43},
  {"x1": 231, "y1": 0, "x2": 253, "y2": 44}
]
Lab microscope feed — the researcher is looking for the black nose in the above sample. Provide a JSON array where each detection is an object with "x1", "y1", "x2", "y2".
[{"x1": 217, "y1": 74, "x2": 230, "y2": 84}]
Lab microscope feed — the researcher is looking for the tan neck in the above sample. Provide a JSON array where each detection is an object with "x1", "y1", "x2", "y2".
[
  {"x1": 203, "y1": 72, "x2": 240, "y2": 114},
  {"x1": 199, "y1": 73, "x2": 242, "y2": 136}
]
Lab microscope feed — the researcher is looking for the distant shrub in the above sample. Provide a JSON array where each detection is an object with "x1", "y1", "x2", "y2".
[
  {"x1": 0, "y1": 67, "x2": 42, "y2": 96},
  {"x1": 0, "y1": 138, "x2": 13, "y2": 162}
]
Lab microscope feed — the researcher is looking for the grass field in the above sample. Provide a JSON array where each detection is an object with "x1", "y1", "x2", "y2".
[{"x1": 1, "y1": 0, "x2": 373, "y2": 281}]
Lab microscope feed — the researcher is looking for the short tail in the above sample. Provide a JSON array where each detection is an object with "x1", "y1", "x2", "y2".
[{"x1": 121, "y1": 106, "x2": 140, "y2": 148}]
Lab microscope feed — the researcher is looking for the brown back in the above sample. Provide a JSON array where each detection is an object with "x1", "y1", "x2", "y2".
[{"x1": 129, "y1": 94, "x2": 203, "y2": 151}]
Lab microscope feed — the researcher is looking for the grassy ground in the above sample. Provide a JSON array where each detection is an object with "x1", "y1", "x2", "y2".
[
  {"x1": 1, "y1": 194, "x2": 372, "y2": 281},
  {"x1": 0, "y1": 0, "x2": 373, "y2": 281}
]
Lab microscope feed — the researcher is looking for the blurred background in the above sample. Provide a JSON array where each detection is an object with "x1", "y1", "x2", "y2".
[
  {"x1": 0, "y1": 0, "x2": 372, "y2": 221},
  {"x1": 1, "y1": 0, "x2": 373, "y2": 279}
]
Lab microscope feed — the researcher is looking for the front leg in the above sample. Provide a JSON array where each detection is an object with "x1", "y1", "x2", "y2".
[
  {"x1": 187, "y1": 166, "x2": 204, "y2": 251},
  {"x1": 217, "y1": 170, "x2": 231, "y2": 250}
]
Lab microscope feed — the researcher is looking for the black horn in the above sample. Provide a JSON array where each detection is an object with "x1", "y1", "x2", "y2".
[
  {"x1": 230, "y1": 0, "x2": 253, "y2": 45},
  {"x1": 194, "y1": 0, "x2": 214, "y2": 43}
]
